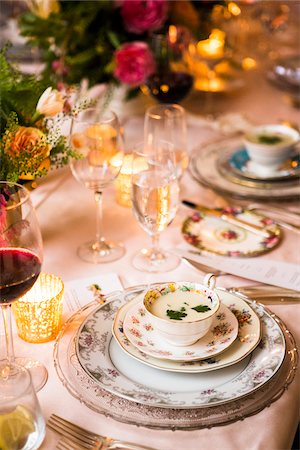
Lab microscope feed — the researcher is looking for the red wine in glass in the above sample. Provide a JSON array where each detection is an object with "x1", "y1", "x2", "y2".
[
  {"x1": 0, "y1": 248, "x2": 42, "y2": 304},
  {"x1": 146, "y1": 71, "x2": 194, "y2": 104}
]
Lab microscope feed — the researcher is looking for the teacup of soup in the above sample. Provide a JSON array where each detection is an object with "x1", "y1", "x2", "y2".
[
  {"x1": 143, "y1": 274, "x2": 220, "y2": 347},
  {"x1": 243, "y1": 124, "x2": 299, "y2": 175}
]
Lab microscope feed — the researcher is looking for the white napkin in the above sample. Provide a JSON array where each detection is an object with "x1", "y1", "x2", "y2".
[{"x1": 175, "y1": 245, "x2": 300, "y2": 290}]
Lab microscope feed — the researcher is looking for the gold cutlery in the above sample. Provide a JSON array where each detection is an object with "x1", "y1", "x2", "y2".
[
  {"x1": 182, "y1": 200, "x2": 273, "y2": 238},
  {"x1": 182, "y1": 257, "x2": 299, "y2": 304},
  {"x1": 48, "y1": 414, "x2": 156, "y2": 450}
]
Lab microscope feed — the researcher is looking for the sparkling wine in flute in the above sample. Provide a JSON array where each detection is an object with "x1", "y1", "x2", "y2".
[
  {"x1": 131, "y1": 143, "x2": 180, "y2": 273},
  {"x1": 132, "y1": 172, "x2": 179, "y2": 236}
]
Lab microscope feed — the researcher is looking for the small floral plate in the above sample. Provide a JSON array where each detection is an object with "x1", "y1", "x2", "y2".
[
  {"x1": 123, "y1": 300, "x2": 238, "y2": 361},
  {"x1": 182, "y1": 207, "x2": 281, "y2": 257}
]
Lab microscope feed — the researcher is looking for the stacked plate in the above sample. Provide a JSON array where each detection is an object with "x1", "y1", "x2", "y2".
[
  {"x1": 53, "y1": 285, "x2": 297, "y2": 429},
  {"x1": 190, "y1": 136, "x2": 300, "y2": 202}
]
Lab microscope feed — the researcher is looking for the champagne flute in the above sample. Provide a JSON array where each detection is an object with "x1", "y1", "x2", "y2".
[
  {"x1": 70, "y1": 109, "x2": 125, "y2": 263},
  {"x1": 131, "y1": 141, "x2": 180, "y2": 273},
  {"x1": 144, "y1": 104, "x2": 189, "y2": 180},
  {"x1": 0, "y1": 181, "x2": 47, "y2": 392}
]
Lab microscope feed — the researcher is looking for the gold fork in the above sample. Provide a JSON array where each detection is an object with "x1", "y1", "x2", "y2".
[{"x1": 48, "y1": 414, "x2": 156, "y2": 450}]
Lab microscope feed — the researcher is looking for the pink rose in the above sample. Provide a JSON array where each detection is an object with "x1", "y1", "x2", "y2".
[
  {"x1": 121, "y1": 0, "x2": 168, "y2": 34},
  {"x1": 114, "y1": 42, "x2": 156, "y2": 86}
]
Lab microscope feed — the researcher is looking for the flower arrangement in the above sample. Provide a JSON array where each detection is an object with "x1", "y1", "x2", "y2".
[
  {"x1": 19, "y1": 0, "x2": 224, "y2": 95},
  {"x1": 0, "y1": 47, "x2": 82, "y2": 183}
]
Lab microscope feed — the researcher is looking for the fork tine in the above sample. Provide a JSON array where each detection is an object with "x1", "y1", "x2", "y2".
[
  {"x1": 57, "y1": 437, "x2": 87, "y2": 450},
  {"x1": 50, "y1": 414, "x2": 99, "y2": 443},
  {"x1": 48, "y1": 415, "x2": 99, "y2": 447},
  {"x1": 48, "y1": 421, "x2": 96, "y2": 449}
]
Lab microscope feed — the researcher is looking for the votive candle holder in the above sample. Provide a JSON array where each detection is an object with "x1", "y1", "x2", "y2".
[{"x1": 12, "y1": 273, "x2": 64, "y2": 343}]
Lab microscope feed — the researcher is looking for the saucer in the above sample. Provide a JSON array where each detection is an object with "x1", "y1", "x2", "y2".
[
  {"x1": 112, "y1": 288, "x2": 261, "y2": 373},
  {"x1": 228, "y1": 148, "x2": 300, "y2": 181},
  {"x1": 122, "y1": 300, "x2": 238, "y2": 361},
  {"x1": 182, "y1": 207, "x2": 281, "y2": 258}
]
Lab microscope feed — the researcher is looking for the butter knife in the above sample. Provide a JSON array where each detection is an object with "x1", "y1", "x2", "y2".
[{"x1": 182, "y1": 200, "x2": 273, "y2": 238}]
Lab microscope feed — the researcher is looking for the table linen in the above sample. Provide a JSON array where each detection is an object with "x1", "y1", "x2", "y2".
[{"x1": 1, "y1": 69, "x2": 299, "y2": 450}]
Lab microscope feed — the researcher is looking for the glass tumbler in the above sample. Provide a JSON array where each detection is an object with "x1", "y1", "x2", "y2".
[{"x1": 0, "y1": 361, "x2": 45, "y2": 450}]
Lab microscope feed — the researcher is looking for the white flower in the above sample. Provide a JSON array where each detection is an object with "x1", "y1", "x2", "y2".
[
  {"x1": 26, "y1": 0, "x2": 60, "y2": 19},
  {"x1": 36, "y1": 87, "x2": 64, "y2": 117}
]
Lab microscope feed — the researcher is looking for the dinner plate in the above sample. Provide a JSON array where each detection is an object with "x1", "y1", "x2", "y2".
[
  {"x1": 182, "y1": 208, "x2": 281, "y2": 257},
  {"x1": 74, "y1": 289, "x2": 284, "y2": 409},
  {"x1": 190, "y1": 136, "x2": 300, "y2": 201},
  {"x1": 54, "y1": 286, "x2": 297, "y2": 429},
  {"x1": 113, "y1": 290, "x2": 260, "y2": 373},
  {"x1": 225, "y1": 148, "x2": 300, "y2": 181},
  {"x1": 122, "y1": 300, "x2": 238, "y2": 361}
]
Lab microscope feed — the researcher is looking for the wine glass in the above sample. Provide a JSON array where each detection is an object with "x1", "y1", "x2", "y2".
[
  {"x1": 144, "y1": 103, "x2": 189, "y2": 180},
  {"x1": 69, "y1": 108, "x2": 125, "y2": 264},
  {"x1": 0, "y1": 181, "x2": 47, "y2": 392},
  {"x1": 145, "y1": 33, "x2": 194, "y2": 104},
  {"x1": 131, "y1": 141, "x2": 180, "y2": 273}
]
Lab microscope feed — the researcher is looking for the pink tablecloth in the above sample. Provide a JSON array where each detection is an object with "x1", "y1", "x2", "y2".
[{"x1": 2, "y1": 68, "x2": 299, "y2": 450}]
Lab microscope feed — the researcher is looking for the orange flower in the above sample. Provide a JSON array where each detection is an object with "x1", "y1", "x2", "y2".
[{"x1": 5, "y1": 126, "x2": 51, "y2": 160}]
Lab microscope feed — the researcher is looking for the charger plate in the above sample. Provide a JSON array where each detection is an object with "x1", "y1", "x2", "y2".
[
  {"x1": 53, "y1": 286, "x2": 297, "y2": 429},
  {"x1": 190, "y1": 137, "x2": 300, "y2": 201},
  {"x1": 122, "y1": 300, "x2": 238, "y2": 361},
  {"x1": 112, "y1": 292, "x2": 260, "y2": 373}
]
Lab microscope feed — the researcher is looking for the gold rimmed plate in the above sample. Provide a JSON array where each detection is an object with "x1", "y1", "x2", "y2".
[
  {"x1": 182, "y1": 207, "x2": 281, "y2": 257},
  {"x1": 112, "y1": 289, "x2": 261, "y2": 373}
]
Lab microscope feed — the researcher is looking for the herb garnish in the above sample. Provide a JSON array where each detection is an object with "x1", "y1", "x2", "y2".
[
  {"x1": 258, "y1": 135, "x2": 282, "y2": 144},
  {"x1": 166, "y1": 309, "x2": 188, "y2": 320},
  {"x1": 191, "y1": 305, "x2": 212, "y2": 313}
]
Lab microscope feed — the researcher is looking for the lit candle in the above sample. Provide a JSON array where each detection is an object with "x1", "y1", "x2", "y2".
[
  {"x1": 112, "y1": 154, "x2": 147, "y2": 208},
  {"x1": 196, "y1": 29, "x2": 225, "y2": 59},
  {"x1": 12, "y1": 273, "x2": 64, "y2": 343}
]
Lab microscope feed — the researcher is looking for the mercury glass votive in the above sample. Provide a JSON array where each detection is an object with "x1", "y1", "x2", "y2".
[{"x1": 12, "y1": 273, "x2": 64, "y2": 343}]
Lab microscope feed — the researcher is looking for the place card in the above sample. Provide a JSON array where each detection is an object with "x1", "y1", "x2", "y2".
[{"x1": 63, "y1": 273, "x2": 123, "y2": 316}]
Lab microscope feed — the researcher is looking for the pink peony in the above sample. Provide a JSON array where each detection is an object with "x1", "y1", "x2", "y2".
[
  {"x1": 114, "y1": 42, "x2": 156, "y2": 86},
  {"x1": 121, "y1": 0, "x2": 168, "y2": 34}
]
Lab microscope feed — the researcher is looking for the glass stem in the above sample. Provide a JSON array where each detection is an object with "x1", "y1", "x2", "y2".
[
  {"x1": 1, "y1": 305, "x2": 15, "y2": 365},
  {"x1": 150, "y1": 234, "x2": 160, "y2": 260},
  {"x1": 95, "y1": 191, "x2": 104, "y2": 245}
]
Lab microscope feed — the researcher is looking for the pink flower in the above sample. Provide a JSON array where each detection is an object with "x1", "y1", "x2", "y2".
[
  {"x1": 114, "y1": 42, "x2": 156, "y2": 86},
  {"x1": 121, "y1": 0, "x2": 168, "y2": 34}
]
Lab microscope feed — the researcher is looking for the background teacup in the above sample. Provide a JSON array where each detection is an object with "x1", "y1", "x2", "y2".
[
  {"x1": 243, "y1": 124, "x2": 300, "y2": 175},
  {"x1": 143, "y1": 275, "x2": 220, "y2": 347}
]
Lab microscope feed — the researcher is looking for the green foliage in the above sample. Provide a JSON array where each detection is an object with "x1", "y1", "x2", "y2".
[
  {"x1": 0, "y1": 47, "x2": 80, "y2": 182},
  {"x1": 19, "y1": 1, "x2": 129, "y2": 87}
]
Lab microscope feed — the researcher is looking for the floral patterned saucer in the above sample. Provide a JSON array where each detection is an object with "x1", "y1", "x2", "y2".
[
  {"x1": 122, "y1": 300, "x2": 238, "y2": 361},
  {"x1": 113, "y1": 290, "x2": 261, "y2": 373},
  {"x1": 228, "y1": 148, "x2": 300, "y2": 181},
  {"x1": 182, "y1": 207, "x2": 281, "y2": 257}
]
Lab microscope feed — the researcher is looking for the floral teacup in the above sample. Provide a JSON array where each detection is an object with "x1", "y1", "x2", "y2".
[{"x1": 143, "y1": 274, "x2": 220, "y2": 347}]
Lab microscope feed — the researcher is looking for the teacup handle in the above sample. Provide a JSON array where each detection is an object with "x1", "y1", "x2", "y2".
[{"x1": 203, "y1": 273, "x2": 216, "y2": 290}]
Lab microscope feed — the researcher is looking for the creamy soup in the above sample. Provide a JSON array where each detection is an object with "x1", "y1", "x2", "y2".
[
  {"x1": 247, "y1": 131, "x2": 295, "y2": 146},
  {"x1": 149, "y1": 290, "x2": 215, "y2": 322}
]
